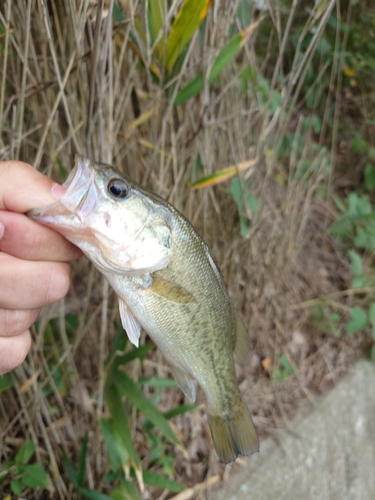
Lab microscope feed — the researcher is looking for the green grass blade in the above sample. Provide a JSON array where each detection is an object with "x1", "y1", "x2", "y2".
[
  {"x1": 77, "y1": 434, "x2": 88, "y2": 488},
  {"x1": 148, "y1": 0, "x2": 165, "y2": 56},
  {"x1": 142, "y1": 470, "x2": 185, "y2": 493},
  {"x1": 100, "y1": 418, "x2": 122, "y2": 471},
  {"x1": 111, "y1": 478, "x2": 142, "y2": 500},
  {"x1": 138, "y1": 376, "x2": 178, "y2": 388},
  {"x1": 113, "y1": 342, "x2": 155, "y2": 369},
  {"x1": 104, "y1": 381, "x2": 141, "y2": 468},
  {"x1": 174, "y1": 74, "x2": 203, "y2": 105},
  {"x1": 81, "y1": 488, "x2": 113, "y2": 500},
  {"x1": 163, "y1": 403, "x2": 199, "y2": 420},
  {"x1": 174, "y1": 18, "x2": 263, "y2": 105},
  {"x1": 62, "y1": 451, "x2": 79, "y2": 490},
  {"x1": 113, "y1": 372, "x2": 182, "y2": 447},
  {"x1": 165, "y1": 0, "x2": 212, "y2": 70},
  {"x1": 0, "y1": 373, "x2": 13, "y2": 393},
  {"x1": 14, "y1": 440, "x2": 35, "y2": 465}
]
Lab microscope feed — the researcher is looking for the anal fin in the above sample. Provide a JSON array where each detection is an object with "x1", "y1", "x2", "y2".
[
  {"x1": 234, "y1": 311, "x2": 253, "y2": 366},
  {"x1": 170, "y1": 365, "x2": 196, "y2": 402},
  {"x1": 118, "y1": 297, "x2": 141, "y2": 347}
]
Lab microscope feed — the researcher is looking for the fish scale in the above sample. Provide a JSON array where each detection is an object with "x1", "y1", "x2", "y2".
[{"x1": 28, "y1": 155, "x2": 259, "y2": 463}]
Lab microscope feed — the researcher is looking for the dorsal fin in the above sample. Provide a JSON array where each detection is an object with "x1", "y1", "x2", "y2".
[{"x1": 233, "y1": 311, "x2": 253, "y2": 365}]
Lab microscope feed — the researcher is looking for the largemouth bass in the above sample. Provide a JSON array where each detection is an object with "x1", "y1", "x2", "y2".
[{"x1": 28, "y1": 156, "x2": 259, "y2": 463}]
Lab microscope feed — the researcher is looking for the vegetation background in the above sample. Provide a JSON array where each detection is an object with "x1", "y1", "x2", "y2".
[{"x1": 1, "y1": 0, "x2": 375, "y2": 498}]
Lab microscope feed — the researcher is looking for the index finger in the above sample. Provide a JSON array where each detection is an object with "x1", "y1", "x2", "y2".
[{"x1": 0, "y1": 160, "x2": 66, "y2": 213}]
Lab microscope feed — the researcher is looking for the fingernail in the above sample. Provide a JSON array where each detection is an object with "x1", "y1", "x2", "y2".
[
  {"x1": 0, "y1": 222, "x2": 4, "y2": 240},
  {"x1": 51, "y1": 183, "x2": 67, "y2": 199}
]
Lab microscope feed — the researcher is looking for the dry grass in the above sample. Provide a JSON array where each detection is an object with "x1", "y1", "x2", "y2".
[{"x1": 0, "y1": 0, "x2": 373, "y2": 498}]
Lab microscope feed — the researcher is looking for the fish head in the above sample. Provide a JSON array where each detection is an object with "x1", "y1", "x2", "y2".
[{"x1": 28, "y1": 156, "x2": 172, "y2": 275}]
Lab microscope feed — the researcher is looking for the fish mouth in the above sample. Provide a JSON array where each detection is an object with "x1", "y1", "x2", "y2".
[{"x1": 28, "y1": 155, "x2": 99, "y2": 230}]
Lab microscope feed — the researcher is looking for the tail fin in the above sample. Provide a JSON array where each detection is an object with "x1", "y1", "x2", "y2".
[{"x1": 208, "y1": 399, "x2": 259, "y2": 463}]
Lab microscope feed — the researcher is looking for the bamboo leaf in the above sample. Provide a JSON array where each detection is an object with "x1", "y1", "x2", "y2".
[
  {"x1": 148, "y1": 0, "x2": 166, "y2": 57},
  {"x1": 81, "y1": 488, "x2": 113, "y2": 500},
  {"x1": 142, "y1": 470, "x2": 185, "y2": 493},
  {"x1": 139, "y1": 376, "x2": 178, "y2": 388},
  {"x1": 63, "y1": 451, "x2": 79, "y2": 489},
  {"x1": 112, "y1": 478, "x2": 142, "y2": 500},
  {"x1": 190, "y1": 159, "x2": 256, "y2": 189},
  {"x1": 165, "y1": 0, "x2": 212, "y2": 70},
  {"x1": 104, "y1": 380, "x2": 141, "y2": 468},
  {"x1": 164, "y1": 403, "x2": 199, "y2": 420},
  {"x1": 113, "y1": 342, "x2": 155, "y2": 369},
  {"x1": 113, "y1": 372, "x2": 182, "y2": 447},
  {"x1": 77, "y1": 434, "x2": 88, "y2": 488},
  {"x1": 174, "y1": 18, "x2": 263, "y2": 105}
]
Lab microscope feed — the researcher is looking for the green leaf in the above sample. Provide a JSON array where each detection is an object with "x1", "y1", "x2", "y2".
[
  {"x1": 332, "y1": 194, "x2": 347, "y2": 214},
  {"x1": 365, "y1": 164, "x2": 375, "y2": 190},
  {"x1": 113, "y1": 372, "x2": 182, "y2": 447},
  {"x1": 174, "y1": 19, "x2": 263, "y2": 105},
  {"x1": 143, "y1": 470, "x2": 184, "y2": 493},
  {"x1": 174, "y1": 74, "x2": 204, "y2": 105},
  {"x1": 369, "y1": 303, "x2": 375, "y2": 340},
  {"x1": 77, "y1": 434, "x2": 88, "y2": 488},
  {"x1": 11, "y1": 479, "x2": 23, "y2": 495},
  {"x1": 15, "y1": 440, "x2": 35, "y2": 465},
  {"x1": 111, "y1": 478, "x2": 142, "y2": 500},
  {"x1": 112, "y1": 342, "x2": 155, "y2": 369},
  {"x1": 104, "y1": 381, "x2": 140, "y2": 468},
  {"x1": 63, "y1": 450, "x2": 79, "y2": 489},
  {"x1": 164, "y1": 403, "x2": 199, "y2": 420},
  {"x1": 139, "y1": 376, "x2": 178, "y2": 388},
  {"x1": 100, "y1": 418, "x2": 123, "y2": 471},
  {"x1": 230, "y1": 177, "x2": 258, "y2": 238},
  {"x1": 148, "y1": 0, "x2": 166, "y2": 55},
  {"x1": 346, "y1": 307, "x2": 369, "y2": 334},
  {"x1": 351, "y1": 136, "x2": 367, "y2": 153},
  {"x1": 349, "y1": 250, "x2": 363, "y2": 276},
  {"x1": 100, "y1": 418, "x2": 129, "y2": 471},
  {"x1": 19, "y1": 464, "x2": 49, "y2": 489},
  {"x1": 113, "y1": 2, "x2": 125, "y2": 22},
  {"x1": 81, "y1": 488, "x2": 113, "y2": 500},
  {"x1": 165, "y1": 0, "x2": 212, "y2": 70},
  {"x1": 0, "y1": 373, "x2": 13, "y2": 393}
]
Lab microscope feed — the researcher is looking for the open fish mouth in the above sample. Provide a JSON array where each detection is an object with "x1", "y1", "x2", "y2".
[{"x1": 28, "y1": 156, "x2": 100, "y2": 229}]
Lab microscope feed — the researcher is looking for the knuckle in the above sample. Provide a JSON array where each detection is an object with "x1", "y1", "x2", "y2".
[
  {"x1": 44, "y1": 263, "x2": 71, "y2": 304},
  {"x1": 0, "y1": 331, "x2": 31, "y2": 374},
  {"x1": 0, "y1": 309, "x2": 37, "y2": 336}
]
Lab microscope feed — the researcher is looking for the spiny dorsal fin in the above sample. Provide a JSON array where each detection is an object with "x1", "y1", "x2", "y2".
[
  {"x1": 233, "y1": 311, "x2": 253, "y2": 365},
  {"x1": 149, "y1": 275, "x2": 197, "y2": 304},
  {"x1": 170, "y1": 364, "x2": 196, "y2": 402}
]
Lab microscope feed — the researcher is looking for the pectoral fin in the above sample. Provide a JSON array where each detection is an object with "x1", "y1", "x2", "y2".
[
  {"x1": 233, "y1": 311, "x2": 253, "y2": 366},
  {"x1": 170, "y1": 365, "x2": 196, "y2": 402},
  {"x1": 118, "y1": 298, "x2": 141, "y2": 347},
  {"x1": 149, "y1": 276, "x2": 196, "y2": 304}
]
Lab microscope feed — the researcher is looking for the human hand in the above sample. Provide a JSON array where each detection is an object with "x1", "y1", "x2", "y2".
[{"x1": 0, "y1": 160, "x2": 81, "y2": 375}]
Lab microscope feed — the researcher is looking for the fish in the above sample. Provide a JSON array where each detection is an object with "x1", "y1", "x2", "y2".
[{"x1": 28, "y1": 155, "x2": 259, "y2": 463}]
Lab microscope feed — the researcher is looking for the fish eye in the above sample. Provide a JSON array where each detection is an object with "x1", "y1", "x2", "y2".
[{"x1": 107, "y1": 179, "x2": 129, "y2": 199}]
